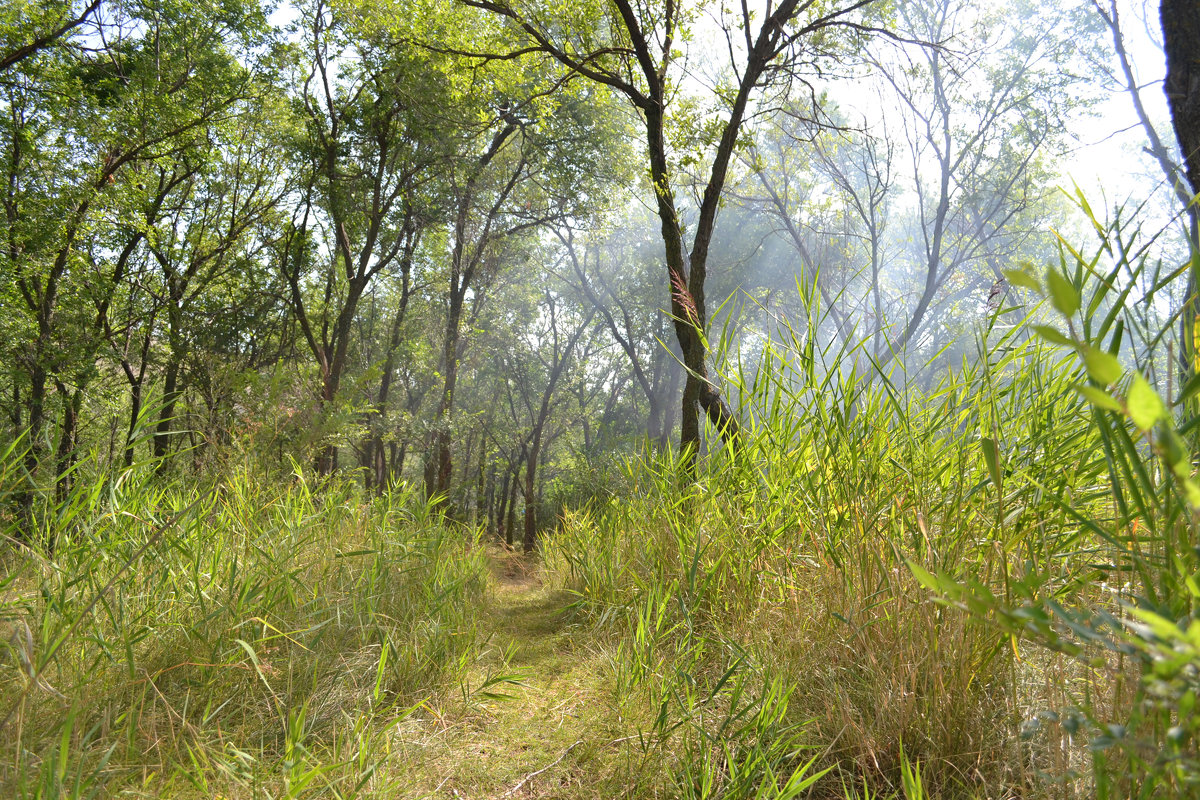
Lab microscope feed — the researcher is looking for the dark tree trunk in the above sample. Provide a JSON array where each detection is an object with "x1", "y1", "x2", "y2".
[
  {"x1": 53, "y1": 381, "x2": 82, "y2": 506},
  {"x1": 115, "y1": 323, "x2": 154, "y2": 469},
  {"x1": 153, "y1": 354, "x2": 181, "y2": 467},
  {"x1": 1163, "y1": 0, "x2": 1200, "y2": 197},
  {"x1": 17, "y1": 361, "x2": 49, "y2": 538},
  {"x1": 496, "y1": 469, "x2": 511, "y2": 544},
  {"x1": 641, "y1": 100, "x2": 740, "y2": 468},
  {"x1": 126, "y1": 381, "x2": 143, "y2": 468},
  {"x1": 427, "y1": 289, "x2": 465, "y2": 499},
  {"x1": 392, "y1": 442, "x2": 406, "y2": 484},
  {"x1": 1162, "y1": 0, "x2": 1200, "y2": 381},
  {"x1": 505, "y1": 468, "x2": 520, "y2": 549}
]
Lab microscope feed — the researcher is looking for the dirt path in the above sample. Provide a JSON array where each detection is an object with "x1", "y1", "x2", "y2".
[{"x1": 405, "y1": 553, "x2": 633, "y2": 799}]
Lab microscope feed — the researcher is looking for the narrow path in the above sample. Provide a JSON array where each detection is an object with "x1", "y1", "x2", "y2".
[{"x1": 408, "y1": 551, "x2": 632, "y2": 799}]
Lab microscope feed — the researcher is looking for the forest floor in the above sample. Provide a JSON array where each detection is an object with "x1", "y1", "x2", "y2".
[{"x1": 400, "y1": 549, "x2": 637, "y2": 799}]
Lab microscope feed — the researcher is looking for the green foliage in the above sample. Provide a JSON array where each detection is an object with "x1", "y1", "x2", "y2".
[
  {"x1": 541, "y1": 272, "x2": 1100, "y2": 794},
  {"x1": 0, "y1": 455, "x2": 487, "y2": 796},
  {"x1": 908, "y1": 199, "x2": 1200, "y2": 796}
]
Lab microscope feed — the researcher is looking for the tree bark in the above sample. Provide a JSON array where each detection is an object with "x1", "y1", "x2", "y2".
[
  {"x1": 53, "y1": 381, "x2": 82, "y2": 506},
  {"x1": 153, "y1": 351, "x2": 182, "y2": 465},
  {"x1": 1161, "y1": 0, "x2": 1200, "y2": 381},
  {"x1": 1162, "y1": 0, "x2": 1200, "y2": 197},
  {"x1": 505, "y1": 466, "x2": 520, "y2": 549}
]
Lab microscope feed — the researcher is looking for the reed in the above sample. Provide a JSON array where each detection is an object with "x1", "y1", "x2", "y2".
[{"x1": 0, "y1": 459, "x2": 487, "y2": 797}]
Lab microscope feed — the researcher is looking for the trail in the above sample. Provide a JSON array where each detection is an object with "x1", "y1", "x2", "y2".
[{"x1": 406, "y1": 551, "x2": 630, "y2": 799}]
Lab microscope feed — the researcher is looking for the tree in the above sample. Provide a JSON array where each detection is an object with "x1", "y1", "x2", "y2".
[
  {"x1": 460, "y1": 0, "x2": 890, "y2": 464},
  {"x1": 508, "y1": 288, "x2": 596, "y2": 550},
  {"x1": 861, "y1": 0, "x2": 1083, "y2": 364},
  {"x1": 557, "y1": 218, "x2": 683, "y2": 446},
  {"x1": 1092, "y1": 1, "x2": 1192, "y2": 219},
  {"x1": 282, "y1": 1, "x2": 448, "y2": 473},
  {"x1": 419, "y1": 67, "x2": 628, "y2": 501},
  {"x1": 0, "y1": 0, "x2": 268, "y2": 529},
  {"x1": 144, "y1": 107, "x2": 286, "y2": 468},
  {"x1": 0, "y1": 0, "x2": 102, "y2": 74},
  {"x1": 738, "y1": 104, "x2": 896, "y2": 355},
  {"x1": 1162, "y1": 0, "x2": 1200, "y2": 198}
]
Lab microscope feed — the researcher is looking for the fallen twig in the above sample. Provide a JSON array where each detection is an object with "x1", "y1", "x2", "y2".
[{"x1": 500, "y1": 739, "x2": 582, "y2": 798}]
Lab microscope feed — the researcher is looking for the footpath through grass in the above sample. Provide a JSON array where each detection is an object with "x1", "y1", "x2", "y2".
[{"x1": 406, "y1": 549, "x2": 635, "y2": 799}]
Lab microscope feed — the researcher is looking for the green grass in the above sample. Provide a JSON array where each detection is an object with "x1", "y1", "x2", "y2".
[
  {"x1": 532, "y1": 205, "x2": 1200, "y2": 798},
  {"x1": 3, "y1": 204, "x2": 1199, "y2": 798},
  {"x1": 0, "y1": 464, "x2": 488, "y2": 798}
]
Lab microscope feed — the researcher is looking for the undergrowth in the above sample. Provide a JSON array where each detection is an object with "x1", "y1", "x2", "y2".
[
  {"x1": 0, "y1": 462, "x2": 486, "y2": 797},
  {"x1": 2, "y1": 201, "x2": 1198, "y2": 799},
  {"x1": 542, "y1": 203, "x2": 1199, "y2": 798}
]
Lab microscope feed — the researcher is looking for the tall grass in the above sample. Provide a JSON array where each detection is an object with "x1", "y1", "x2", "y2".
[
  {"x1": 541, "y1": 203, "x2": 1187, "y2": 797},
  {"x1": 0, "y1": 458, "x2": 487, "y2": 797},
  {"x1": 3, "y1": 198, "x2": 1194, "y2": 799}
]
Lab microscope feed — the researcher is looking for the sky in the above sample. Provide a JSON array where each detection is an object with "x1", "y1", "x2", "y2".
[{"x1": 1064, "y1": 2, "x2": 1171, "y2": 191}]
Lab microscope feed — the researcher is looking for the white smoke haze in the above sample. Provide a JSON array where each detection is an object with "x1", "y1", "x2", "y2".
[{"x1": 566, "y1": 0, "x2": 1190, "y2": 437}]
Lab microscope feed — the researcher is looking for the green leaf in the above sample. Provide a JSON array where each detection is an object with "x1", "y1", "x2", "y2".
[
  {"x1": 1127, "y1": 374, "x2": 1166, "y2": 432},
  {"x1": 1177, "y1": 369, "x2": 1200, "y2": 406},
  {"x1": 1003, "y1": 267, "x2": 1042, "y2": 294},
  {"x1": 981, "y1": 436, "x2": 1002, "y2": 488},
  {"x1": 907, "y1": 560, "x2": 940, "y2": 591},
  {"x1": 1162, "y1": 426, "x2": 1189, "y2": 471},
  {"x1": 1032, "y1": 325, "x2": 1073, "y2": 346},
  {"x1": 1080, "y1": 346, "x2": 1123, "y2": 386},
  {"x1": 905, "y1": 560, "x2": 962, "y2": 602},
  {"x1": 1075, "y1": 384, "x2": 1122, "y2": 412},
  {"x1": 1128, "y1": 607, "x2": 1183, "y2": 642},
  {"x1": 1046, "y1": 269, "x2": 1080, "y2": 317}
]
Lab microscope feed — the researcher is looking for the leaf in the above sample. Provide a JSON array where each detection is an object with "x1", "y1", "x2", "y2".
[
  {"x1": 1177, "y1": 369, "x2": 1200, "y2": 406},
  {"x1": 905, "y1": 561, "x2": 961, "y2": 601},
  {"x1": 1003, "y1": 267, "x2": 1042, "y2": 294},
  {"x1": 1075, "y1": 384, "x2": 1122, "y2": 412},
  {"x1": 1181, "y1": 477, "x2": 1200, "y2": 510},
  {"x1": 1080, "y1": 346, "x2": 1123, "y2": 386},
  {"x1": 1032, "y1": 325, "x2": 1073, "y2": 346},
  {"x1": 907, "y1": 561, "x2": 940, "y2": 591},
  {"x1": 981, "y1": 436, "x2": 1002, "y2": 489},
  {"x1": 1127, "y1": 374, "x2": 1166, "y2": 432},
  {"x1": 1046, "y1": 269, "x2": 1080, "y2": 317},
  {"x1": 1128, "y1": 607, "x2": 1183, "y2": 642}
]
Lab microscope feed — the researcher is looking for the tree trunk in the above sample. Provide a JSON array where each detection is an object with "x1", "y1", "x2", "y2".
[
  {"x1": 153, "y1": 355, "x2": 181, "y2": 469},
  {"x1": 392, "y1": 442, "x2": 406, "y2": 485},
  {"x1": 523, "y1": 432, "x2": 541, "y2": 553},
  {"x1": 505, "y1": 468, "x2": 520, "y2": 549},
  {"x1": 17, "y1": 361, "x2": 49, "y2": 538},
  {"x1": 643, "y1": 104, "x2": 739, "y2": 466},
  {"x1": 428, "y1": 289, "x2": 465, "y2": 499},
  {"x1": 1162, "y1": 0, "x2": 1200, "y2": 197},
  {"x1": 1162, "y1": 0, "x2": 1200, "y2": 382},
  {"x1": 53, "y1": 381, "x2": 82, "y2": 506},
  {"x1": 125, "y1": 380, "x2": 143, "y2": 468}
]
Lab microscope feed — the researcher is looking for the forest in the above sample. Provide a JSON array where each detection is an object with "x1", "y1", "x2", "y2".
[{"x1": 2, "y1": 0, "x2": 1199, "y2": 796}]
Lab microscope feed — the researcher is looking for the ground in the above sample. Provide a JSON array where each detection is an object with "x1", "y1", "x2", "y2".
[{"x1": 398, "y1": 549, "x2": 641, "y2": 799}]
